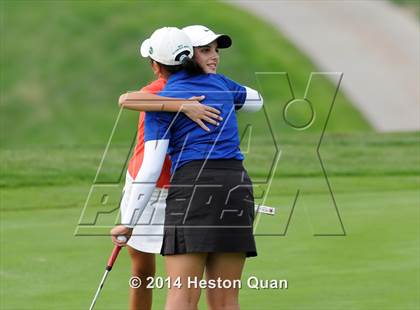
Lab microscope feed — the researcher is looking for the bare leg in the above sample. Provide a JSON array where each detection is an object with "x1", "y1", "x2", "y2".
[
  {"x1": 164, "y1": 253, "x2": 207, "y2": 310},
  {"x1": 205, "y1": 252, "x2": 246, "y2": 310},
  {"x1": 127, "y1": 246, "x2": 156, "y2": 310}
]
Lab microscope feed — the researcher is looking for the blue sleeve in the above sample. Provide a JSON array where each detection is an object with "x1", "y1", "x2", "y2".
[
  {"x1": 144, "y1": 112, "x2": 173, "y2": 142},
  {"x1": 219, "y1": 74, "x2": 247, "y2": 110}
]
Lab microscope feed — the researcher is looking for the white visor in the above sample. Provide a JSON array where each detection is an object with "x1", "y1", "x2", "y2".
[{"x1": 182, "y1": 25, "x2": 232, "y2": 48}]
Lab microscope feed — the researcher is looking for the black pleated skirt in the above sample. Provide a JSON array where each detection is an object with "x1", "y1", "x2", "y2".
[{"x1": 161, "y1": 159, "x2": 257, "y2": 257}]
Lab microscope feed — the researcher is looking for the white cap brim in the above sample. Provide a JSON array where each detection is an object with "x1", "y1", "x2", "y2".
[{"x1": 140, "y1": 38, "x2": 150, "y2": 58}]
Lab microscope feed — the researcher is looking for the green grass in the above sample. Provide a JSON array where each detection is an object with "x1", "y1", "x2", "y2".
[
  {"x1": 1, "y1": 0, "x2": 370, "y2": 149},
  {"x1": 1, "y1": 132, "x2": 419, "y2": 309},
  {"x1": 389, "y1": 0, "x2": 420, "y2": 17}
]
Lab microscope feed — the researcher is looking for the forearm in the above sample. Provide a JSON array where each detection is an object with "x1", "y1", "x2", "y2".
[
  {"x1": 119, "y1": 91, "x2": 187, "y2": 112},
  {"x1": 121, "y1": 139, "x2": 169, "y2": 227},
  {"x1": 238, "y1": 86, "x2": 264, "y2": 113}
]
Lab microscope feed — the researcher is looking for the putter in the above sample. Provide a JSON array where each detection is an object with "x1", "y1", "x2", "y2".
[{"x1": 89, "y1": 236, "x2": 126, "y2": 310}]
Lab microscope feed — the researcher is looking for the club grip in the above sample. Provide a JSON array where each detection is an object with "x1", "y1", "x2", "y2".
[{"x1": 106, "y1": 246, "x2": 122, "y2": 271}]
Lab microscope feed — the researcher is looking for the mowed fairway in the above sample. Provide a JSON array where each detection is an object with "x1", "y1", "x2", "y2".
[
  {"x1": 1, "y1": 132, "x2": 419, "y2": 309},
  {"x1": 1, "y1": 1, "x2": 419, "y2": 309}
]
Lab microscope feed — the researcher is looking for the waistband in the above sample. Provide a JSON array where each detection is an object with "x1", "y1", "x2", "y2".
[{"x1": 177, "y1": 159, "x2": 244, "y2": 171}]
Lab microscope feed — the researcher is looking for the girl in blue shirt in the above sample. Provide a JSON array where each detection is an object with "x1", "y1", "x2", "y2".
[{"x1": 113, "y1": 26, "x2": 263, "y2": 310}]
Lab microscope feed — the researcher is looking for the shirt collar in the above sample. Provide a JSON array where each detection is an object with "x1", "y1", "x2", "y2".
[{"x1": 167, "y1": 70, "x2": 190, "y2": 84}]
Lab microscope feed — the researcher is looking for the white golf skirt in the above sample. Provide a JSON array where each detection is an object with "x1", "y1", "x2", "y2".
[{"x1": 120, "y1": 172, "x2": 167, "y2": 254}]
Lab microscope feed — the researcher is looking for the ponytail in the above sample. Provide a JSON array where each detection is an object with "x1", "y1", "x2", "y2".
[
  {"x1": 157, "y1": 51, "x2": 204, "y2": 76},
  {"x1": 180, "y1": 55, "x2": 204, "y2": 76}
]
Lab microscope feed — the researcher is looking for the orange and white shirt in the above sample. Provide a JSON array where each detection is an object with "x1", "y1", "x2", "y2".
[{"x1": 127, "y1": 78, "x2": 171, "y2": 188}]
